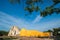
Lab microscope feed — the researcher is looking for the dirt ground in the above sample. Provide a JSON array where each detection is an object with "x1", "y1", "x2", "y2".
[
  {"x1": 16, "y1": 37, "x2": 54, "y2": 40},
  {"x1": 0, "y1": 36, "x2": 54, "y2": 40}
]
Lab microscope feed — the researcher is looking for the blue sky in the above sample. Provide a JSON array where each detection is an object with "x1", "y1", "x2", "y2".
[{"x1": 0, "y1": 0, "x2": 60, "y2": 31}]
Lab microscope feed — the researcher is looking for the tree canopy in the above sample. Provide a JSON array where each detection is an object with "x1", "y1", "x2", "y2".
[{"x1": 9, "y1": 0, "x2": 60, "y2": 17}]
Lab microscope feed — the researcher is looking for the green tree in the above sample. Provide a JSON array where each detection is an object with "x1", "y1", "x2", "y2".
[
  {"x1": 44, "y1": 30, "x2": 53, "y2": 32},
  {"x1": 0, "y1": 30, "x2": 8, "y2": 36},
  {"x1": 9, "y1": 0, "x2": 60, "y2": 17},
  {"x1": 53, "y1": 27, "x2": 60, "y2": 36}
]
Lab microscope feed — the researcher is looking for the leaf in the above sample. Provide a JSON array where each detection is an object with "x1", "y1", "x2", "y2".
[
  {"x1": 40, "y1": 11, "x2": 48, "y2": 17},
  {"x1": 17, "y1": 0, "x2": 20, "y2": 4},
  {"x1": 53, "y1": 0, "x2": 60, "y2": 4},
  {"x1": 9, "y1": 0, "x2": 14, "y2": 4},
  {"x1": 26, "y1": 0, "x2": 33, "y2": 5},
  {"x1": 35, "y1": 6, "x2": 40, "y2": 12}
]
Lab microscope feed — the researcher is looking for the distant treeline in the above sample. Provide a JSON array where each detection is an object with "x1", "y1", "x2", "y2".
[
  {"x1": 0, "y1": 30, "x2": 8, "y2": 36},
  {"x1": 44, "y1": 27, "x2": 60, "y2": 36}
]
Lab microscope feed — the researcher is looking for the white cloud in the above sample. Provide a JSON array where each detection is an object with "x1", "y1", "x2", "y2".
[
  {"x1": 0, "y1": 11, "x2": 30, "y2": 31},
  {"x1": 32, "y1": 15, "x2": 43, "y2": 23},
  {"x1": 31, "y1": 18, "x2": 60, "y2": 31},
  {"x1": 0, "y1": 11, "x2": 60, "y2": 31}
]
